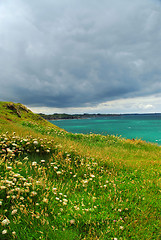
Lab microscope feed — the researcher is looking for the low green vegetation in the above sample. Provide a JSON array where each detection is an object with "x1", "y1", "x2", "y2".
[{"x1": 0, "y1": 102, "x2": 161, "y2": 239}]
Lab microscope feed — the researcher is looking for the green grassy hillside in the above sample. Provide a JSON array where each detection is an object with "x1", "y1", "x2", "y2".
[{"x1": 0, "y1": 102, "x2": 160, "y2": 240}]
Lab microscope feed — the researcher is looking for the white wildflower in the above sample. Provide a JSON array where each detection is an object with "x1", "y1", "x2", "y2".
[
  {"x1": 120, "y1": 226, "x2": 124, "y2": 230},
  {"x1": 31, "y1": 191, "x2": 37, "y2": 196},
  {"x1": 7, "y1": 148, "x2": 12, "y2": 153},
  {"x1": 32, "y1": 161, "x2": 37, "y2": 166},
  {"x1": 11, "y1": 209, "x2": 17, "y2": 215},
  {"x1": 83, "y1": 180, "x2": 88, "y2": 184},
  {"x1": 69, "y1": 219, "x2": 75, "y2": 225},
  {"x1": 6, "y1": 166, "x2": 12, "y2": 170},
  {"x1": 1, "y1": 218, "x2": 10, "y2": 226},
  {"x1": 43, "y1": 198, "x2": 48, "y2": 204},
  {"x1": 90, "y1": 174, "x2": 95, "y2": 178},
  {"x1": 2, "y1": 229, "x2": 7, "y2": 234},
  {"x1": 13, "y1": 173, "x2": 21, "y2": 178}
]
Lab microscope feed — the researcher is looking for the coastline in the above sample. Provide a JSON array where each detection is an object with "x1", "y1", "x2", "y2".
[
  {"x1": 48, "y1": 114, "x2": 161, "y2": 145},
  {"x1": 40, "y1": 113, "x2": 161, "y2": 121}
]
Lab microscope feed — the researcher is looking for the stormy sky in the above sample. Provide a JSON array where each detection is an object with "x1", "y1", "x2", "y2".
[{"x1": 0, "y1": 0, "x2": 161, "y2": 113}]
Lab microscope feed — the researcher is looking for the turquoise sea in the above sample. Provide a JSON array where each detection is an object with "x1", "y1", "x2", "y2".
[{"x1": 50, "y1": 114, "x2": 161, "y2": 145}]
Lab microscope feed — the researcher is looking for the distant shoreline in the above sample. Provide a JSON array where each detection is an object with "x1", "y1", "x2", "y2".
[{"x1": 39, "y1": 113, "x2": 161, "y2": 121}]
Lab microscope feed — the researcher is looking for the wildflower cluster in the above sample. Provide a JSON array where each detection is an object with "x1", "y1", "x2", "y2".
[{"x1": 0, "y1": 132, "x2": 52, "y2": 159}]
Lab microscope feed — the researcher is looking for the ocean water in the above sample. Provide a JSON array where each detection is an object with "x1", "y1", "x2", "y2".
[{"x1": 50, "y1": 114, "x2": 161, "y2": 145}]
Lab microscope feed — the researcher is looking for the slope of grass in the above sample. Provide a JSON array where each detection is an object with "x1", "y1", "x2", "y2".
[{"x1": 0, "y1": 102, "x2": 161, "y2": 240}]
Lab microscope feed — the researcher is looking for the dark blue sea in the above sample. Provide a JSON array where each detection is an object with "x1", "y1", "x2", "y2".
[{"x1": 50, "y1": 114, "x2": 161, "y2": 145}]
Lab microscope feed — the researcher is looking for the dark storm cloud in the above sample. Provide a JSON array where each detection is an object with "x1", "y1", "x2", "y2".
[{"x1": 0, "y1": 0, "x2": 161, "y2": 108}]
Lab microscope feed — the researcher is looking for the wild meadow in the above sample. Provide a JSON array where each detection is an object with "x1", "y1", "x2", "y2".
[{"x1": 0, "y1": 102, "x2": 161, "y2": 239}]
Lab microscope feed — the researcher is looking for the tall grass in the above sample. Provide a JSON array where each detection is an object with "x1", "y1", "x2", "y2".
[{"x1": 0, "y1": 102, "x2": 161, "y2": 239}]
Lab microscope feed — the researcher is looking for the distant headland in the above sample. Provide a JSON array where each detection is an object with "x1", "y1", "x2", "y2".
[{"x1": 39, "y1": 112, "x2": 161, "y2": 120}]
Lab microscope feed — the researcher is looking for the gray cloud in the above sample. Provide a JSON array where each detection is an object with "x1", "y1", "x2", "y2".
[{"x1": 0, "y1": 0, "x2": 161, "y2": 110}]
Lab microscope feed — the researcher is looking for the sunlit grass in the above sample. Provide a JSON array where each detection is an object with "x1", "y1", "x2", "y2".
[{"x1": 0, "y1": 102, "x2": 161, "y2": 239}]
